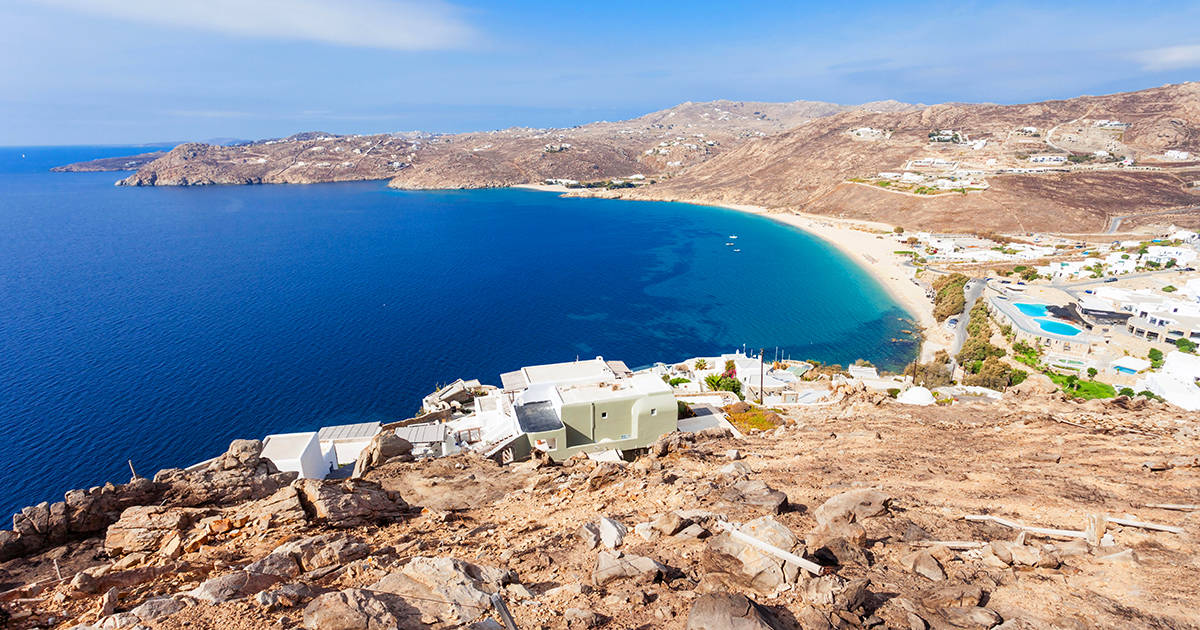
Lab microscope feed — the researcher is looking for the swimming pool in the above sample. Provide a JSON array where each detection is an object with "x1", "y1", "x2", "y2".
[
  {"x1": 1013, "y1": 302, "x2": 1082, "y2": 336},
  {"x1": 1015, "y1": 302, "x2": 1048, "y2": 317},
  {"x1": 1035, "y1": 318, "x2": 1082, "y2": 336}
]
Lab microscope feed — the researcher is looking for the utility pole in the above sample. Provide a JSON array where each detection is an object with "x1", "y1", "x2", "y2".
[{"x1": 759, "y1": 347, "x2": 765, "y2": 404}]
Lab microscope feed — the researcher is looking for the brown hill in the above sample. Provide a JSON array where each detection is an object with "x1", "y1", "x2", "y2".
[
  {"x1": 103, "y1": 99, "x2": 916, "y2": 189},
  {"x1": 2, "y1": 392, "x2": 1198, "y2": 629},
  {"x1": 624, "y1": 83, "x2": 1200, "y2": 232}
]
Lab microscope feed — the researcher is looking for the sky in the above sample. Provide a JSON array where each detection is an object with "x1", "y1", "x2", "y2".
[{"x1": 2, "y1": 0, "x2": 1200, "y2": 145}]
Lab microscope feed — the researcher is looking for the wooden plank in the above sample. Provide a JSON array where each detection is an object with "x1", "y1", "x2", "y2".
[
  {"x1": 911, "y1": 540, "x2": 987, "y2": 550},
  {"x1": 716, "y1": 521, "x2": 826, "y2": 576},
  {"x1": 490, "y1": 593, "x2": 520, "y2": 630},
  {"x1": 1108, "y1": 517, "x2": 1184, "y2": 534},
  {"x1": 964, "y1": 514, "x2": 1086, "y2": 539},
  {"x1": 1145, "y1": 503, "x2": 1200, "y2": 512}
]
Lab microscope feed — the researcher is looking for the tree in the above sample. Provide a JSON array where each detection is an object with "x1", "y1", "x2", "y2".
[
  {"x1": 704, "y1": 374, "x2": 743, "y2": 399},
  {"x1": 1087, "y1": 367, "x2": 1098, "y2": 379},
  {"x1": 694, "y1": 358, "x2": 708, "y2": 370},
  {"x1": 893, "y1": 226, "x2": 905, "y2": 234},
  {"x1": 964, "y1": 356, "x2": 1014, "y2": 390},
  {"x1": 1149, "y1": 348, "x2": 1164, "y2": 368},
  {"x1": 1177, "y1": 337, "x2": 1197, "y2": 354},
  {"x1": 1119, "y1": 387, "x2": 1136, "y2": 397},
  {"x1": 1065, "y1": 374, "x2": 1079, "y2": 391},
  {"x1": 957, "y1": 337, "x2": 1005, "y2": 365}
]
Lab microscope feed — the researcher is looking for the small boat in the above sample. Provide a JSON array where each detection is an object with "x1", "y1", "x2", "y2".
[
  {"x1": 733, "y1": 248, "x2": 741, "y2": 252},
  {"x1": 725, "y1": 242, "x2": 734, "y2": 246},
  {"x1": 729, "y1": 235, "x2": 739, "y2": 239}
]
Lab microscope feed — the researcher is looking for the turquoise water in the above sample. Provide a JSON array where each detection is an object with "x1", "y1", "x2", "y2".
[
  {"x1": 1015, "y1": 302, "x2": 1048, "y2": 317},
  {"x1": 0, "y1": 146, "x2": 916, "y2": 517},
  {"x1": 1015, "y1": 302, "x2": 1082, "y2": 336},
  {"x1": 1035, "y1": 319, "x2": 1082, "y2": 336}
]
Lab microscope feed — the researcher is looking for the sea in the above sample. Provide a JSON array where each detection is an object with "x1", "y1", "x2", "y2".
[{"x1": 0, "y1": 145, "x2": 916, "y2": 518}]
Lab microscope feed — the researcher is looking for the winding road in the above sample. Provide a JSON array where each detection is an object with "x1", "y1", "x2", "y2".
[{"x1": 1105, "y1": 205, "x2": 1200, "y2": 234}]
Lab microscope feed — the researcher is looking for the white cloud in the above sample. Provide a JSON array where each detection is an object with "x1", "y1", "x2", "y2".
[
  {"x1": 1133, "y1": 44, "x2": 1200, "y2": 71},
  {"x1": 31, "y1": 0, "x2": 474, "y2": 50}
]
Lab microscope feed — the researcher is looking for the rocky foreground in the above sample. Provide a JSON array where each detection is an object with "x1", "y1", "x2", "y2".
[{"x1": 2, "y1": 389, "x2": 1199, "y2": 629}]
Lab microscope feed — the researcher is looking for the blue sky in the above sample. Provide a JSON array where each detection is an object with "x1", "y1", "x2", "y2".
[{"x1": 2, "y1": 0, "x2": 1199, "y2": 145}]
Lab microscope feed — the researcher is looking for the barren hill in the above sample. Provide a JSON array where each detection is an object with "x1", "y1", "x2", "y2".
[
  {"x1": 98, "y1": 99, "x2": 918, "y2": 189},
  {"x1": 2, "y1": 390, "x2": 1199, "y2": 629},
  {"x1": 623, "y1": 83, "x2": 1200, "y2": 232}
]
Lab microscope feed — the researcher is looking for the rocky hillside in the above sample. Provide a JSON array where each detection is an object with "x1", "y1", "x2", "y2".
[
  {"x1": 77, "y1": 100, "x2": 917, "y2": 189},
  {"x1": 2, "y1": 388, "x2": 1198, "y2": 629},
  {"x1": 623, "y1": 83, "x2": 1200, "y2": 233}
]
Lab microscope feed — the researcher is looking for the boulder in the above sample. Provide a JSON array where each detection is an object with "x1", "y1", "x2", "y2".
[
  {"x1": 598, "y1": 517, "x2": 627, "y2": 550},
  {"x1": 352, "y1": 431, "x2": 414, "y2": 478},
  {"x1": 592, "y1": 550, "x2": 668, "y2": 586},
  {"x1": 271, "y1": 534, "x2": 370, "y2": 572},
  {"x1": 901, "y1": 549, "x2": 946, "y2": 581},
  {"x1": 813, "y1": 489, "x2": 889, "y2": 526},
  {"x1": 129, "y1": 597, "x2": 186, "y2": 622},
  {"x1": 804, "y1": 576, "x2": 871, "y2": 612},
  {"x1": 187, "y1": 571, "x2": 282, "y2": 604},
  {"x1": 942, "y1": 606, "x2": 1003, "y2": 628},
  {"x1": 721, "y1": 480, "x2": 788, "y2": 514},
  {"x1": 303, "y1": 588, "x2": 415, "y2": 630},
  {"x1": 245, "y1": 552, "x2": 303, "y2": 579},
  {"x1": 293, "y1": 479, "x2": 407, "y2": 527},
  {"x1": 578, "y1": 522, "x2": 601, "y2": 549},
  {"x1": 104, "y1": 506, "x2": 201, "y2": 555},
  {"x1": 155, "y1": 440, "x2": 296, "y2": 508},
  {"x1": 370, "y1": 556, "x2": 514, "y2": 623},
  {"x1": 653, "y1": 512, "x2": 688, "y2": 536},
  {"x1": 917, "y1": 585, "x2": 983, "y2": 610},
  {"x1": 686, "y1": 592, "x2": 781, "y2": 630},
  {"x1": 255, "y1": 583, "x2": 318, "y2": 610},
  {"x1": 706, "y1": 516, "x2": 801, "y2": 591},
  {"x1": 237, "y1": 485, "x2": 309, "y2": 530}
]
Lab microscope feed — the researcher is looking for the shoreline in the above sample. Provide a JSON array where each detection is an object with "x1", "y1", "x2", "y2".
[{"x1": 512, "y1": 184, "x2": 947, "y2": 362}]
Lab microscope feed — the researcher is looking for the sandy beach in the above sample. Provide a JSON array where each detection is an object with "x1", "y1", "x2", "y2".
[{"x1": 756, "y1": 209, "x2": 950, "y2": 362}]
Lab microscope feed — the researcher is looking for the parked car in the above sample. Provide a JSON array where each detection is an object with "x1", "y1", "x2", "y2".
[{"x1": 1104, "y1": 277, "x2": 1118, "y2": 283}]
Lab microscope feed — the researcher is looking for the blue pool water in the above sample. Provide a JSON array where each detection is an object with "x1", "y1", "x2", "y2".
[
  {"x1": 0, "y1": 146, "x2": 916, "y2": 517},
  {"x1": 1034, "y1": 319, "x2": 1082, "y2": 336},
  {"x1": 1015, "y1": 302, "x2": 1048, "y2": 317},
  {"x1": 1014, "y1": 302, "x2": 1082, "y2": 336}
]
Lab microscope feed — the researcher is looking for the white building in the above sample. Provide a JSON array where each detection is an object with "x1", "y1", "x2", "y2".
[
  {"x1": 1029, "y1": 155, "x2": 1068, "y2": 164},
  {"x1": 317, "y1": 422, "x2": 381, "y2": 468},
  {"x1": 1140, "y1": 352, "x2": 1200, "y2": 411},
  {"x1": 1164, "y1": 150, "x2": 1191, "y2": 161},
  {"x1": 1143, "y1": 246, "x2": 1198, "y2": 267},
  {"x1": 261, "y1": 432, "x2": 329, "y2": 479}
]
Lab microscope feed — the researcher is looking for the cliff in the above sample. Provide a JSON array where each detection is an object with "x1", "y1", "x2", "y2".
[{"x1": 2, "y1": 391, "x2": 1198, "y2": 629}]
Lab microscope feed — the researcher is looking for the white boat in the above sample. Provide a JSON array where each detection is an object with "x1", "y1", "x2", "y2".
[
  {"x1": 729, "y1": 235, "x2": 738, "y2": 239},
  {"x1": 725, "y1": 242, "x2": 734, "y2": 246},
  {"x1": 733, "y1": 248, "x2": 741, "y2": 252}
]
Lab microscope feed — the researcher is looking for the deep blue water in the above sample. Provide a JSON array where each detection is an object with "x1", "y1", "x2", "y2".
[{"x1": 0, "y1": 146, "x2": 915, "y2": 518}]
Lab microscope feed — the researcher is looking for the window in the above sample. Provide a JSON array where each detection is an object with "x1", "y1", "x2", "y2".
[
  {"x1": 600, "y1": 412, "x2": 607, "y2": 419},
  {"x1": 650, "y1": 408, "x2": 657, "y2": 416}
]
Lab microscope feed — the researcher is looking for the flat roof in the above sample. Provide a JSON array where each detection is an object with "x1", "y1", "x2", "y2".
[
  {"x1": 262, "y1": 432, "x2": 318, "y2": 459},
  {"x1": 394, "y1": 423, "x2": 447, "y2": 444},
  {"x1": 522, "y1": 359, "x2": 612, "y2": 386},
  {"x1": 317, "y1": 421, "x2": 381, "y2": 441}
]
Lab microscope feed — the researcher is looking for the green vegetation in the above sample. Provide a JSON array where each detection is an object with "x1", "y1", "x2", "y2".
[
  {"x1": 1163, "y1": 285, "x2": 1177, "y2": 293},
  {"x1": 931, "y1": 273, "x2": 969, "y2": 322},
  {"x1": 668, "y1": 377, "x2": 691, "y2": 386},
  {"x1": 1119, "y1": 387, "x2": 1136, "y2": 397},
  {"x1": 677, "y1": 401, "x2": 695, "y2": 419},
  {"x1": 1047, "y1": 372, "x2": 1116, "y2": 399},
  {"x1": 1067, "y1": 154, "x2": 1095, "y2": 164},
  {"x1": 903, "y1": 350, "x2": 954, "y2": 388},
  {"x1": 705, "y1": 374, "x2": 743, "y2": 399},
  {"x1": 1177, "y1": 338, "x2": 1197, "y2": 354},
  {"x1": 1087, "y1": 367, "x2": 1098, "y2": 379},
  {"x1": 1149, "y1": 348, "x2": 1164, "y2": 369},
  {"x1": 893, "y1": 226, "x2": 905, "y2": 233},
  {"x1": 694, "y1": 358, "x2": 707, "y2": 370},
  {"x1": 875, "y1": 181, "x2": 891, "y2": 187},
  {"x1": 724, "y1": 404, "x2": 783, "y2": 433}
]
